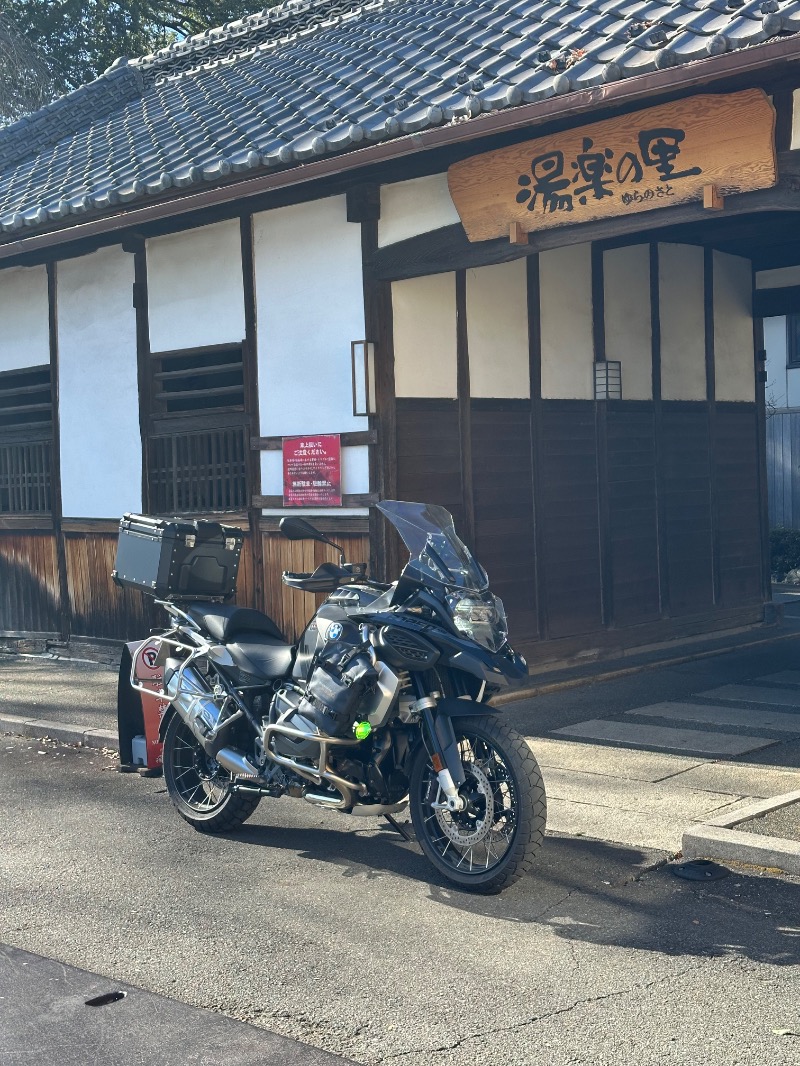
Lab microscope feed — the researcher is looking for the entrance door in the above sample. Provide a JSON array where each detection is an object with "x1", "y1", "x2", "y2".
[{"x1": 391, "y1": 261, "x2": 538, "y2": 641}]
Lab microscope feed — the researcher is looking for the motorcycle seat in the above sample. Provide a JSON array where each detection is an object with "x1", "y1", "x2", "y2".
[
  {"x1": 187, "y1": 602, "x2": 285, "y2": 643},
  {"x1": 227, "y1": 636, "x2": 296, "y2": 682}
]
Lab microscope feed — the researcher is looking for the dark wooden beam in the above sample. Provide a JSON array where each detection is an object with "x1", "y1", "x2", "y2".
[
  {"x1": 46, "y1": 262, "x2": 71, "y2": 643},
  {"x1": 252, "y1": 493, "x2": 378, "y2": 509},
  {"x1": 527, "y1": 254, "x2": 548, "y2": 641},
  {"x1": 753, "y1": 284, "x2": 800, "y2": 317},
  {"x1": 133, "y1": 247, "x2": 152, "y2": 514},
  {"x1": 240, "y1": 212, "x2": 265, "y2": 613},
  {"x1": 251, "y1": 429, "x2": 377, "y2": 450},
  {"x1": 455, "y1": 270, "x2": 475, "y2": 550},
  {"x1": 705, "y1": 247, "x2": 721, "y2": 606},
  {"x1": 592, "y1": 245, "x2": 614, "y2": 628},
  {"x1": 650, "y1": 242, "x2": 670, "y2": 617},
  {"x1": 346, "y1": 184, "x2": 381, "y2": 223}
]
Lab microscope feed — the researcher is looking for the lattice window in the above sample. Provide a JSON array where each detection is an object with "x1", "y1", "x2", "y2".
[
  {"x1": 145, "y1": 344, "x2": 250, "y2": 516},
  {"x1": 0, "y1": 365, "x2": 53, "y2": 515},
  {"x1": 147, "y1": 426, "x2": 248, "y2": 514}
]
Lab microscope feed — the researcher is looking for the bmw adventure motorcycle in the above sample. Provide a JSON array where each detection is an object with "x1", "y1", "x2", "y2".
[{"x1": 132, "y1": 502, "x2": 546, "y2": 893}]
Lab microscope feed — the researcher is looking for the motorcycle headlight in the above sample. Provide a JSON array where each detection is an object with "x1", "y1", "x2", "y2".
[{"x1": 448, "y1": 593, "x2": 508, "y2": 652}]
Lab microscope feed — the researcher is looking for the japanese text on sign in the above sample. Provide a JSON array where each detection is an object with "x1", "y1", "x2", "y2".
[
  {"x1": 283, "y1": 434, "x2": 342, "y2": 507},
  {"x1": 447, "y1": 90, "x2": 776, "y2": 242}
]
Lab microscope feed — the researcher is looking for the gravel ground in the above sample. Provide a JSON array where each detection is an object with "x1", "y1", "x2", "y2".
[{"x1": 738, "y1": 800, "x2": 800, "y2": 841}]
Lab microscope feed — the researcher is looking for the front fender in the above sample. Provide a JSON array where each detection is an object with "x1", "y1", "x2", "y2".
[{"x1": 434, "y1": 698, "x2": 497, "y2": 718}]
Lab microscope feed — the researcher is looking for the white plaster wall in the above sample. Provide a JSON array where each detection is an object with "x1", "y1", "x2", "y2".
[
  {"x1": 603, "y1": 245, "x2": 652, "y2": 401},
  {"x1": 378, "y1": 174, "x2": 461, "y2": 248},
  {"x1": 57, "y1": 247, "x2": 141, "y2": 517},
  {"x1": 788, "y1": 367, "x2": 800, "y2": 409},
  {"x1": 755, "y1": 265, "x2": 800, "y2": 289},
  {"x1": 764, "y1": 315, "x2": 788, "y2": 408},
  {"x1": 540, "y1": 244, "x2": 593, "y2": 400},
  {"x1": 466, "y1": 260, "x2": 529, "y2": 399},
  {"x1": 658, "y1": 244, "x2": 706, "y2": 401},
  {"x1": 392, "y1": 272, "x2": 457, "y2": 398},
  {"x1": 714, "y1": 251, "x2": 754, "y2": 403},
  {"x1": 147, "y1": 220, "x2": 245, "y2": 352},
  {"x1": 254, "y1": 195, "x2": 369, "y2": 499},
  {"x1": 0, "y1": 265, "x2": 49, "y2": 371}
]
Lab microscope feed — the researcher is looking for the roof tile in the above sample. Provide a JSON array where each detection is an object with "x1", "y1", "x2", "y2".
[{"x1": 0, "y1": 0, "x2": 797, "y2": 237}]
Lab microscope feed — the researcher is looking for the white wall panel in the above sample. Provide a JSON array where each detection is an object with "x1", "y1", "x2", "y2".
[
  {"x1": 57, "y1": 247, "x2": 141, "y2": 518},
  {"x1": 254, "y1": 196, "x2": 366, "y2": 436},
  {"x1": 466, "y1": 260, "x2": 529, "y2": 398},
  {"x1": 764, "y1": 315, "x2": 788, "y2": 408},
  {"x1": 540, "y1": 244, "x2": 593, "y2": 400},
  {"x1": 392, "y1": 273, "x2": 457, "y2": 398},
  {"x1": 0, "y1": 265, "x2": 49, "y2": 371},
  {"x1": 714, "y1": 251, "x2": 754, "y2": 403},
  {"x1": 755, "y1": 265, "x2": 800, "y2": 289},
  {"x1": 147, "y1": 220, "x2": 244, "y2": 352},
  {"x1": 659, "y1": 244, "x2": 706, "y2": 401},
  {"x1": 378, "y1": 174, "x2": 461, "y2": 248},
  {"x1": 603, "y1": 245, "x2": 652, "y2": 401}
]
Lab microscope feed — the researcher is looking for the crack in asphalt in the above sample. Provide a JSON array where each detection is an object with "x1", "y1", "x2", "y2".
[{"x1": 372, "y1": 961, "x2": 709, "y2": 1062}]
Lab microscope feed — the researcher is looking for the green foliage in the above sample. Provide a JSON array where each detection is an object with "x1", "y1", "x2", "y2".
[
  {"x1": 2, "y1": 2, "x2": 273, "y2": 120},
  {"x1": 770, "y1": 527, "x2": 800, "y2": 579}
]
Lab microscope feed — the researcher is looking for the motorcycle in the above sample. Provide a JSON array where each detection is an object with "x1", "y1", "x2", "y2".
[{"x1": 130, "y1": 501, "x2": 546, "y2": 894}]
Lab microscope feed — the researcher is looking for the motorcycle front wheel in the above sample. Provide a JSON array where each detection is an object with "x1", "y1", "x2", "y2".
[
  {"x1": 409, "y1": 715, "x2": 546, "y2": 894},
  {"x1": 162, "y1": 713, "x2": 261, "y2": 833}
]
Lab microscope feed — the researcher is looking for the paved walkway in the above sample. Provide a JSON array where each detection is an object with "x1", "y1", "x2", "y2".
[{"x1": 535, "y1": 665, "x2": 800, "y2": 852}]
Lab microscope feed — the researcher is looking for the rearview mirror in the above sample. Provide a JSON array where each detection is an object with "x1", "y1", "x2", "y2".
[{"x1": 279, "y1": 516, "x2": 325, "y2": 542}]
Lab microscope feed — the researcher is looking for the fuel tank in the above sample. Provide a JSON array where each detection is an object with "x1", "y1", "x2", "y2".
[{"x1": 291, "y1": 584, "x2": 383, "y2": 681}]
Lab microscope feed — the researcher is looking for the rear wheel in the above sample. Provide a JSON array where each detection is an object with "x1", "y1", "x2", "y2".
[
  {"x1": 409, "y1": 715, "x2": 546, "y2": 894},
  {"x1": 162, "y1": 713, "x2": 261, "y2": 833}
]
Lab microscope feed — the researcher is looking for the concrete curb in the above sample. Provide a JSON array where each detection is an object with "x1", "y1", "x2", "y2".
[
  {"x1": 0, "y1": 712, "x2": 118, "y2": 751},
  {"x1": 683, "y1": 790, "x2": 800, "y2": 876}
]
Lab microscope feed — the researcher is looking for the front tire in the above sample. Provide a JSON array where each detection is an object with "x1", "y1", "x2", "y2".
[
  {"x1": 409, "y1": 715, "x2": 546, "y2": 894},
  {"x1": 162, "y1": 713, "x2": 261, "y2": 833}
]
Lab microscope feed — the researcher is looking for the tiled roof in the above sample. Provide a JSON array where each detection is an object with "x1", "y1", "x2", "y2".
[{"x1": 1, "y1": 0, "x2": 798, "y2": 237}]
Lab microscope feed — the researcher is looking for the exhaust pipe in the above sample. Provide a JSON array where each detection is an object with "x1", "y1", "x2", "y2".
[
  {"x1": 215, "y1": 747, "x2": 261, "y2": 778},
  {"x1": 303, "y1": 788, "x2": 351, "y2": 810}
]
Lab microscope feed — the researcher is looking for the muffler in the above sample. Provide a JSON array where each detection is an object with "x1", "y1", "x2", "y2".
[
  {"x1": 303, "y1": 788, "x2": 351, "y2": 809},
  {"x1": 164, "y1": 659, "x2": 250, "y2": 770},
  {"x1": 215, "y1": 747, "x2": 261, "y2": 778}
]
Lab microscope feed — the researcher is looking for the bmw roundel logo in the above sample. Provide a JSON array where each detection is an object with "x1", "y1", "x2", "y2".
[{"x1": 326, "y1": 621, "x2": 344, "y2": 642}]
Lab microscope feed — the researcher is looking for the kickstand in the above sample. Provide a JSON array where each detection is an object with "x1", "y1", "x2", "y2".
[{"x1": 384, "y1": 813, "x2": 413, "y2": 842}]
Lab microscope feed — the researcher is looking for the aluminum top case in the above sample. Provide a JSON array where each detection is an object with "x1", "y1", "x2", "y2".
[{"x1": 112, "y1": 514, "x2": 244, "y2": 600}]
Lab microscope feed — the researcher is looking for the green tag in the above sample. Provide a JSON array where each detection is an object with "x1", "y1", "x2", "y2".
[{"x1": 353, "y1": 720, "x2": 372, "y2": 741}]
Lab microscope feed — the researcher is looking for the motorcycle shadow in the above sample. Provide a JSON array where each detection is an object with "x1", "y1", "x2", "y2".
[{"x1": 218, "y1": 822, "x2": 800, "y2": 966}]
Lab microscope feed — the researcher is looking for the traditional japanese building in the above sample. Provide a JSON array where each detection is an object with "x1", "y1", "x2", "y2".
[{"x1": 1, "y1": 0, "x2": 799, "y2": 664}]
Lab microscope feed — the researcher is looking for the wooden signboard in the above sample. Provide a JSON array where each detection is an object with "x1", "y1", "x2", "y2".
[{"x1": 447, "y1": 89, "x2": 777, "y2": 242}]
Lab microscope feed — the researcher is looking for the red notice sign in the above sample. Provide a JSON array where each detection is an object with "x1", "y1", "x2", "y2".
[{"x1": 283, "y1": 434, "x2": 342, "y2": 507}]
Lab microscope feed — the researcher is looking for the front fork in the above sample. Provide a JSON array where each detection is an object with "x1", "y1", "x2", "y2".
[{"x1": 411, "y1": 674, "x2": 467, "y2": 812}]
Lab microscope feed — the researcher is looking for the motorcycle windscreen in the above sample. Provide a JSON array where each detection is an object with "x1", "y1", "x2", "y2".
[{"x1": 376, "y1": 500, "x2": 489, "y2": 593}]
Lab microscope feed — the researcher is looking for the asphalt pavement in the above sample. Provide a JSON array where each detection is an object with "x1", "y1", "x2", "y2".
[{"x1": 0, "y1": 735, "x2": 798, "y2": 1066}]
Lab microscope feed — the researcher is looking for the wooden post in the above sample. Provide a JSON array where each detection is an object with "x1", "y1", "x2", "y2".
[{"x1": 46, "y1": 262, "x2": 71, "y2": 642}]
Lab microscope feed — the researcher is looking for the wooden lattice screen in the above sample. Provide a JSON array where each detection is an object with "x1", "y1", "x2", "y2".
[
  {"x1": 147, "y1": 425, "x2": 248, "y2": 514},
  {"x1": 0, "y1": 365, "x2": 52, "y2": 515}
]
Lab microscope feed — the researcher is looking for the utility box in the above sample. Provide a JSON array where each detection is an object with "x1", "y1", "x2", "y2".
[{"x1": 112, "y1": 514, "x2": 243, "y2": 600}]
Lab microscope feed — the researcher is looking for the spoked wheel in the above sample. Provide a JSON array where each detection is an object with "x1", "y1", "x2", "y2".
[
  {"x1": 409, "y1": 715, "x2": 546, "y2": 894},
  {"x1": 162, "y1": 713, "x2": 260, "y2": 833}
]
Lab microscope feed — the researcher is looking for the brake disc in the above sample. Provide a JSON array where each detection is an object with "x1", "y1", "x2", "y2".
[{"x1": 435, "y1": 762, "x2": 496, "y2": 846}]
